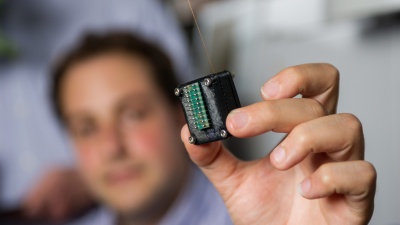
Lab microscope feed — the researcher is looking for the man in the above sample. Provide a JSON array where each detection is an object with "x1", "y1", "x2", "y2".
[
  {"x1": 51, "y1": 32, "x2": 376, "y2": 225},
  {"x1": 51, "y1": 32, "x2": 232, "y2": 225},
  {"x1": 0, "y1": 0, "x2": 190, "y2": 223}
]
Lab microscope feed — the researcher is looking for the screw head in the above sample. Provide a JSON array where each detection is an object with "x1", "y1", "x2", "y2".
[
  {"x1": 188, "y1": 136, "x2": 196, "y2": 144},
  {"x1": 174, "y1": 88, "x2": 181, "y2": 96},
  {"x1": 230, "y1": 71, "x2": 236, "y2": 79},
  {"x1": 204, "y1": 78, "x2": 212, "y2": 86},
  {"x1": 220, "y1": 129, "x2": 228, "y2": 138}
]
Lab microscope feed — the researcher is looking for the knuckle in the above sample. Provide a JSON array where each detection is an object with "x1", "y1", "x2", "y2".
[
  {"x1": 259, "y1": 101, "x2": 276, "y2": 114},
  {"x1": 283, "y1": 66, "x2": 307, "y2": 88},
  {"x1": 283, "y1": 65, "x2": 303, "y2": 77},
  {"x1": 304, "y1": 99, "x2": 328, "y2": 117},
  {"x1": 317, "y1": 164, "x2": 334, "y2": 187},
  {"x1": 360, "y1": 161, "x2": 377, "y2": 184},
  {"x1": 291, "y1": 124, "x2": 313, "y2": 150},
  {"x1": 256, "y1": 101, "x2": 279, "y2": 124},
  {"x1": 322, "y1": 63, "x2": 340, "y2": 81},
  {"x1": 335, "y1": 114, "x2": 365, "y2": 157},
  {"x1": 281, "y1": 65, "x2": 306, "y2": 86},
  {"x1": 338, "y1": 113, "x2": 363, "y2": 132}
]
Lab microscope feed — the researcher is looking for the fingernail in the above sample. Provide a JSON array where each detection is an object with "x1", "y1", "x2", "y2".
[
  {"x1": 272, "y1": 146, "x2": 286, "y2": 165},
  {"x1": 261, "y1": 81, "x2": 279, "y2": 98},
  {"x1": 298, "y1": 178, "x2": 311, "y2": 196},
  {"x1": 228, "y1": 110, "x2": 248, "y2": 130}
]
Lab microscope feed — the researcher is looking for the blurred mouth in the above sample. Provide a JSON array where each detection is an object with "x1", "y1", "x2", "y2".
[{"x1": 105, "y1": 164, "x2": 145, "y2": 187}]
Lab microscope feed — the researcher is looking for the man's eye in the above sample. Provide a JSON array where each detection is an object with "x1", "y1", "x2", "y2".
[
  {"x1": 121, "y1": 107, "x2": 152, "y2": 128},
  {"x1": 75, "y1": 125, "x2": 96, "y2": 138},
  {"x1": 124, "y1": 109, "x2": 146, "y2": 121}
]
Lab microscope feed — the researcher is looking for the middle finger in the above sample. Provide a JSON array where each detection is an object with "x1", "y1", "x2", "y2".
[{"x1": 270, "y1": 113, "x2": 364, "y2": 170}]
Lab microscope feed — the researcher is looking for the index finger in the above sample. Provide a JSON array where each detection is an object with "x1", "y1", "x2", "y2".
[{"x1": 261, "y1": 63, "x2": 339, "y2": 114}]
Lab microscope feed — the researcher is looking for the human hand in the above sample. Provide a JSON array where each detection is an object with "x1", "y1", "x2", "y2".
[
  {"x1": 181, "y1": 63, "x2": 376, "y2": 225},
  {"x1": 23, "y1": 168, "x2": 94, "y2": 222}
]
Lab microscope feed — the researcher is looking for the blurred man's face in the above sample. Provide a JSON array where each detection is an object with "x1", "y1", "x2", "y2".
[{"x1": 60, "y1": 52, "x2": 188, "y2": 216}]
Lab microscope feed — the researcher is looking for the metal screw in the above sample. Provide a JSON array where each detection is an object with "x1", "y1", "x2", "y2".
[
  {"x1": 174, "y1": 88, "x2": 181, "y2": 96},
  {"x1": 188, "y1": 136, "x2": 196, "y2": 144},
  {"x1": 220, "y1": 129, "x2": 228, "y2": 138},
  {"x1": 230, "y1": 71, "x2": 236, "y2": 79},
  {"x1": 204, "y1": 78, "x2": 212, "y2": 86}
]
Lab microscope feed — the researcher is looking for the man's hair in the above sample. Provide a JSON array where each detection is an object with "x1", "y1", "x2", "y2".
[{"x1": 51, "y1": 31, "x2": 180, "y2": 123}]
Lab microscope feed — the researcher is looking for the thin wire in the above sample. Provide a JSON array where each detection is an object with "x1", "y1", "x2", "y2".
[{"x1": 187, "y1": 0, "x2": 216, "y2": 73}]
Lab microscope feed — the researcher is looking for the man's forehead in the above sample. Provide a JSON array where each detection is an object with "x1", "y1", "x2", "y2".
[{"x1": 65, "y1": 92, "x2": 158, "y2": 120}]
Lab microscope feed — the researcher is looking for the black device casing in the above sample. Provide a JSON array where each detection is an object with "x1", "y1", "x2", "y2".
[{"x1": 176, "y1": 70, "x2": 241, "y2": 145}]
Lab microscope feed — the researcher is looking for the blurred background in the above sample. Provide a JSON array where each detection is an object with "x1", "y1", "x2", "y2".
[{"x1": 0, "y1": 0, "x2": 399, "y2": 224}]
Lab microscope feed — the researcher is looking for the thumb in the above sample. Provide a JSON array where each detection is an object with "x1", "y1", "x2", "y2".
[{"x1": 181, "y1": 124, "x2": 240, "y2": 186}]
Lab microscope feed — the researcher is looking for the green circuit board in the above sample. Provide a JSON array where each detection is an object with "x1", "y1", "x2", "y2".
[{"x1": 183, "y1": 83, "x2": 210, "y2": 129}]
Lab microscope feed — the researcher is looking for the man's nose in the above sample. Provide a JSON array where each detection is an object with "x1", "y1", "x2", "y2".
[{"x1": 99, "y1": 126, "x2": 125, "y2": 159}]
